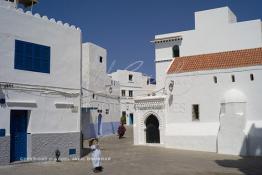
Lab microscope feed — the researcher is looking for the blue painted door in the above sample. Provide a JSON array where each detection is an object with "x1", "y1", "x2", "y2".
[
  {"x1": 97, "y1": 114, "x2": 102, "y2": 136},
  {"x1": 10, "y1": 110, "x2": 28, "y2": 162},
  {"x1": 129, "y1": 113, "x2": 133, "y2": 125}
]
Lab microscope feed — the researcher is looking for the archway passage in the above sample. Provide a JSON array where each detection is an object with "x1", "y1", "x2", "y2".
[{"x1": 145, "y1": 115, "x2": 160, "y2": 143}]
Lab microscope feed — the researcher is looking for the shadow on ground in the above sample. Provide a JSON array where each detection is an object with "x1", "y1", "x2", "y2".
[
  {"x1": 2, "y1": 126, "x2": 262, "y2": 175},
  {"x1": 216, "y1": 156, "x2": 262, "y2": 175}
]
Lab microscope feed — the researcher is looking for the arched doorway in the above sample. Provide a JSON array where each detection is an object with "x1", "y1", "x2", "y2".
[{"x1": 145, "y1": 115, "x2": 160, "y2": 143}]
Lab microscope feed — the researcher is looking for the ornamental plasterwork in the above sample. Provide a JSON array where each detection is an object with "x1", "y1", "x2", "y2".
[{"x1": 135, "y1": 98, "x2": 165, "y2": 110}]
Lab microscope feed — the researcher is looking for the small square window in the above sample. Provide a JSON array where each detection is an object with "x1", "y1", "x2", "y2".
[
  {"x1": 192, "y1": 104, "x2": 199, "y2": 121},
  {"x1": 129, "y1": 90, "x2": 133, "y2": 97},
  {"x1": 213, "y1": 76, "x2": 217, "y2": 84},
  {"x1": 99, "y1": 56, "x2": 103, "y2": 63},
  {"x1": 69, "y1": 148, "x2": 76, "y2": 155},
  {"x1": 106, "y1": 109, "x2": 109, "y2": 114},
  {"x1": 129, "y1": 74, "x2": 133, "y2": 81},
  {"x1": 231, "y1": 75, "x2": 235, "y2": 82},
  {"x1": 250, "y1": 74, "x2": 254, "y2": 81},
  {"x1": 121, "y1": 90, "x2": 126, "y2": 97},
  {"x1": 0, "y1": 98, "x2": 5, "y2": 104}
]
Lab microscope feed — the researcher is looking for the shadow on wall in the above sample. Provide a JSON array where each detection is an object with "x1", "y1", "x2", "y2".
[
  {"x1": 81, "y1": 109, "x2": 96, "y2": 140},
  {"x1": 81, "y1": 109, "x2": 95, "y2": 157},
  {"x1": 168, "y1": 94, "x2": 173, "y2": 107},
  {"x1": 111, "y1": 122, "x2": 115, "y2": 134},
  {"x1": 216, "y1": 124, "x2": 262, "y2": 175},
  {"x1": 81, "y1": 109, "x2": 119, "y2": 140},
  {"x1": 247, "y1": 124, "x2": 262, "y2": 156}
]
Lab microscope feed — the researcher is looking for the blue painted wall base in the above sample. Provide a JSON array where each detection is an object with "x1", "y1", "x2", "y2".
[{"x1": 88, "y1": 121, "x2": 120, "y2": 139}]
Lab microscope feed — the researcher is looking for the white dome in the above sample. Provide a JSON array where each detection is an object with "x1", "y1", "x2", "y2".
[{"x1": 222, "y1": 89, "x2": 246, "y2": 103}]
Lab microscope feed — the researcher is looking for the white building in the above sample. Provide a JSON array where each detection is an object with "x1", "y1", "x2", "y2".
[
  {"x1": 81, "y1": 43, "x2": 121, "y2": 139},
  {"x1": 154, "y1": 7, "x2": 262, "y2": 90},
  {"x1": 110, "y1": 70, "x2": 155, "y2": 125},
  {"x1": 134, "y1": 7, "x2": 262, "y2": 156},
  {"x1": 0, "y1": 0, "x2": 82, "y2": 165}
]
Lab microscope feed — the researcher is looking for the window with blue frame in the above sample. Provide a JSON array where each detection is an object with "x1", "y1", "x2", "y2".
[{"x1": 14, "y1": 40, "x2": 50, "y2": 73}]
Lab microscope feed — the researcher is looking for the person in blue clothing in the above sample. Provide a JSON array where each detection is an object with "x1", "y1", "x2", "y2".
[{"x1": 89, "y1": 138, "x2": 103, "y2": 173}]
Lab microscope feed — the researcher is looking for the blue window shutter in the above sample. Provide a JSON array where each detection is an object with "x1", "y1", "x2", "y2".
[
  {"x1": 25, "y1": 56, "x2": 33, "y2": 71},
  {"x1": 0, "y1": 129, "x2": 5, "y2": 137},
  {"x1": 14, "y1": 40, "x2": 50, "y2": 74},
  {"x1": 69, "y1": 148, "x2": 76, "y2": 155},
  {"x1": 14, "y1": 53, "x2": 23, "y2": 69}
]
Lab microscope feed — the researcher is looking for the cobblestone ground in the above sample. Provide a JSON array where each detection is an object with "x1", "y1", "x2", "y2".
[{"x1": 1, "y1": 126, "x2": 262, "y2": 175}]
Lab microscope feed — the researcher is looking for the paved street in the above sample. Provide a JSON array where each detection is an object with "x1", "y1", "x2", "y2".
[{"x1": 1, "y1": 127, "x2": 262, "y2": 175}]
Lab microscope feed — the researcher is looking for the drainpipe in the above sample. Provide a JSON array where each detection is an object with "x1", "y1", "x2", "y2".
[
  {"x1": 79, "y1": 30, "x2": 83, "y2": 153},
  {"x1": 216, "y1": 106, "x2": 222, "y2": 153}
]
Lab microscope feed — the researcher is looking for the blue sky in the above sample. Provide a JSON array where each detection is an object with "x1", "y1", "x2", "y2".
[{"x1": 32, "y1": 0, "x2": 262, "y2": 78}]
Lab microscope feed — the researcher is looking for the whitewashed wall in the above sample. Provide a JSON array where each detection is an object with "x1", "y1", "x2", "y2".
[
  {"x1": 110, "y1": 70, "x2": 155, "y2": 96},
  {"x1": 0, "y1": 0, "x2": 16, "y2": 9},
  {"x1": 155, "y1": 6, "x2": 262, "y2": 89},
  {"x1": 82, "y1": 42, "x2": 120, "y2": 109},
  {"x1": 165, "y1": 66, "x2": 262, "y2": 155},
  {"x1": 82, "y1": 43, "x2": 108, "y2": 93},
  {"x1": 81, "y1": 43, "x2": 120, "y2": 138},
  {"x1": 110, "y1": 70, "x2": 155, "y2": 125},
  {"x1": 133, "y1": 96, "x2": 166, "y2": 145},
  {"x1": 0, "y1": 5, "x2": 81, "y2": 135},
  {"x1": 0, "y1": 7, "x2": 81, "y2": 89},
  {"x1": 134, "y1": 6, "x2": 262, "y2": 156}
]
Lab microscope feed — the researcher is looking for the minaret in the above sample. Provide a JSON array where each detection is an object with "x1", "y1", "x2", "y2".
[{"x1": 151, "y1": 36, "x2": 182, "y2": 91}]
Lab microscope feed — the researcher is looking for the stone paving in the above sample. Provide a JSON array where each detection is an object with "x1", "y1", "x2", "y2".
[{"x1": 0, "y1": 126, "x2": 262, "y2": 175}]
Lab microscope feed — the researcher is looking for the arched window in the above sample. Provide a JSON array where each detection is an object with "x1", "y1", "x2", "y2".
[{"x1": 172, "y1": 45, "x2": 180, "y2": 57}]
